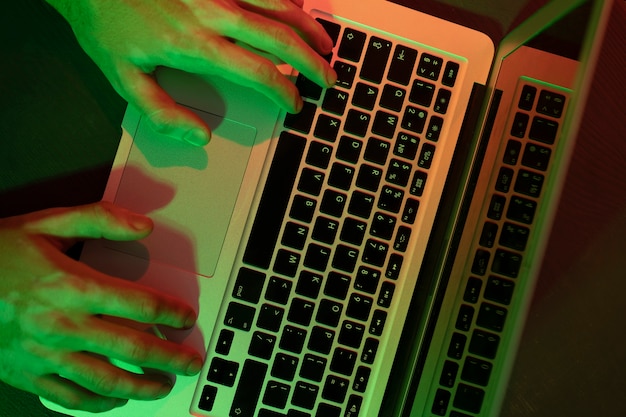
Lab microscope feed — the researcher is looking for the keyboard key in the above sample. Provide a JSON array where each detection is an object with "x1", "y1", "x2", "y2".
[
  {"x1": 296, "y1": 270, "x2": 323, "y2": 299},
  {"x1": 364, "y1": 137, "x2": 391, "y2": 165},
  {"x1": 279, "y1": 325, "x2": 307, "y2": 353},
  {"x1": 233, "y1": 267, "x2": 266, "y2": 304},
  {"x1": 322, "y1": 374, "x2": 350, "y2": 403},
  {"x1": 284, "y1": 101, "x2": 317, "y2": 134},
  {"x1": 360, "y1": 36, "x2": 393, "y2": 84},
  {"x1": 380, "y1": 84, "x2": 406, "y2": 112},
  {"x1": 282, "y1": 221, "x2": 309, "y2": 250},
  {"x1": 518, "y1": 85, "x2": 537, "y2": 111},
  {"x1": 271, "y1": 352, "x2": 299, "y2": 381},
  {"x1": 453, "y1": 383, "x2": 485, "y2": 414},
  {"x1": 345, "y1": 394, "x2": 364, "y2": 417},
  {"x1": 409, "y1": 80, "x2": 436, "y2": 107},
  {"x1": 442, "y1": 61, "x2": 460, "y2": 87},
  {"x1": 448, "y1": 332, "x2": 467, "y2": 359},
  {"x1": 387, "y1": 159, "x2": 412, "y2": 186},
  {"x1": 314, "y1": 113, "x2": 341, "y2": 142},
  {"x1": 432, "y1": 388, "x2": 451, "y2": 416},
  {"x1": 312, "y1": 216, "x2": 339, "y2": 245},
  {"x1": 514, "y1": 169, "x2": 544, "y2": 197},
  {"x1": 491, "y1": 248, "x2": 522, "y2": 278},
  {"x1": 290, "y1": 194, "x2": 317, "y2": 223},
  {"x1": 455, "y1": 305, "x2": 475, "y2": 332},
  {"x1": 536, "y1": 89, "x2": 566, "y2": 118},
  {"x1": 377, "y1": 281, "x2": 395, "y2": 308},
  {"x1": 207, "y1": 357, "x2": 239, "y2": 386},
  {"x1": 440, "y1": 360, "x2": 459, "y2": 388},
  {"x1": 292, "y1": 381, "x2": 319, "y2": 410},
  {"x1": 348, "y1": 190, "x2": 375, "y2": 219},
  {"x1": 215, "y1": 329, "x2": 234, "y2": 355},
  {"x1": 224, "y1": 302, "x2": 256, "y2": 331},
  {"x1": 510, "y1": 112, "x2": 529, "y2": 138},
  {"x1": 296, "y1": 73, "x2": 323, "y2": 101},
  {"x1": 332, "y1": 245, "x2": 359, "y2": 273},
  {"x1": 354, "y1": 265, "x2": 381, "y2": 294},
  {"x1": 317, "y1": 402, "x2": 341, "y2": 417},
  {"x1": 417, "y1": 53, "x2": 444, "y2": 81},
  {"x1": 230, "y1": 360, "x2": 268, "y2": 416},
  {"x1": 461, "y1": 356, "x2": 492, "y2": 386},
  {"x1": 356, "y1": 164, "x2": 383, "y2": 192},
  {"x1": 433, "y1": 89, "x2": 452, "y2": 114},
  {"x1": 338, "y1": 320, "x2": 365, "y2": 348},
  {"x1": 303, "y1": 243, "x2": 331, "y2": 272},
  {"x1": 463, "y1": 277, "x2": 483, "y2": 304},
  {"x1": 507, "y1": 196, "x2": 537, "y2": 224},
  {"x1": 425, "y1": 115, "x2": 444, "y2": 142},
  {"x1": 394, "y1": 132, "x2": 420, "y2": 160},
  {"x1": 353, "y1": 366, "x2": 371, "y2": 392},
  {"x1": 378, "y1": 185, "x2": 405, "y2": 213},
  {"x1": 487, "y1": 194, "x2": 506, "y2": 221},
  {"x1": 198, "y1": 385, "x2": 218, "y2": 412},
  {"x1": 308, "y1": 326, "x2": 336, "y2": 355},
  {"x1": 346, "y1": 294, "x2": 374, "y2": 322},
  {"x1": 328, "y1": 162, "x2": 356, "y2": 190},
  {"x1": 352, "y1": 82, "x2": 379, "y2": 110},
  {"x1": 471, "y1": 249, "x2": 490, "y2": 276},
  {"x1": 484, "y1": 276, "x2": 515, "y2": 305},
  {"x1": 417, "y1": 143, "x2": 436, "y2": 169},
  {"x1": 338, "y1": 28, "x2": 367, "y2": 62},
  {"x1": 385, "y1": 253, "x2": 404, "y2": 279},
  {"x1": 330, "y1": 347, "x2": 357, "y2": 376},
  {"x1": 265, "y1": 276, "x2": 292, "y2": 305},
  {"x1": 476, "y1": 302, "x2": 507, "y2": 332},
  {"x1": 287, "y1": 298, "x2": 316, "y2": 326},
  {"x1": 333, "y1": 61, "x2": 357, "y2": 89},
  {"x1": 262, "y1": 381, "x2": 290, "y2": 409},
  {"x1": 249, "y1": 331, "x2": 277, "y2": 360},
  {"x1": 503, "y1": 139, "x2": 522, "y2": 165},
  {"x1": 369, "y1": 309, "x2": 387, "y2": 336},
  {"x1": 324, "y1": 271, "x2": 351, "y2": 300},
  {"x1": 479, "y1": 221, "x2": 498, "y2": 248},
  {"x1": 345, "y1": 109, "x2": 371, "y2": 137},
  {"x1": 300, "y1": 354, "x2": 327, "y2": 382},
  {"x1": 402, "y1": 198, "x2": 420, "y2": 223},
  {"x1": 243, "y1": 132, "x2": 305, "y2": 269},
  {"x1": 388, "y1": 45, "x2": 418, "y2": 85},
  {"x1": 336, "y1": 135, "x2": 363, "y2": 163},
  {"x1": 322, "y1": 88, "x2": 350, "y2": 116},
  {"x1": 363, "y1": 239, "x2": 388, "y2": 267},
  {"x1": 522, "y1": 142, "x2": 552, "y2": 171},
  {"x1": 298, "y1": 167, "x2": 325, "y2": 196},
  {"x1": 306, "y1": 141, "x2": 333, "y2": 169},
  {"x1": 257, "y1": 303, "x2": 285, "y2": 332},
  {"x1": 361, "y1": 338, "x2": 379, "y2": 364},
  {"x1": 316, "y1": 18, "x2": 340, "y2": 46},
  {"x1": 370, "y1": 211, "x2": 396, "y2": 240},
  {"x1": 495, "y1": 167, "x2": 514, "y2": 193},
  {"x1": 273, "y1": 249, "x2": 300, "y2": 277},
  {"x1": 468, "y1": 329, "x2": 500, "y2": 359},
  {"x1": 340, "y1": 217, "x2": 367, "y2": 246},
  {"x1": 401, "y1": 105, "x2": 428, "y2": 133},
  {"x1": 316, "y1": 299, "x2": 343, "y2": 327}
]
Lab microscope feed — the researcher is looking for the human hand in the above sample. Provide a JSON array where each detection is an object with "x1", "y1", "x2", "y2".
[
  {"x1": 46, "y1": 0, "x2": 336, "y2": 146},
  {"x1": 0, "y1": 202, "x2": 203, "y2": 412}
]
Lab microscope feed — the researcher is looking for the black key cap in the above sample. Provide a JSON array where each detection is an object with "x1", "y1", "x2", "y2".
[
  {"x1": 495, "y1": 167, "x2": 514, "y2": 193},
  {"x1": 352, "y1": 82, "x2": 379, "y2": 110},
  {"x1": 336, "y1": 135, "x2": 363, "y2": 164},
  {"x1": 332, "y1": 245, "x2": 359, "y2": 273},
  {"x1": 233, "y1": 267, "x2": 266, "y2": 304},
  {"x1": 463, "y1": 277, "x2": 483, "y2": 304},
  {"x1": 356, "y1": 164, "x2": 383, "y2": 192},
  {"x1": 288, "y1": 298, "x2": 316, "y2": 326},
  {"x1": 290, "y1": 194, "x2": 316, "y2": 223},
  {"x1": 522, "y1": 142, "x2": 552, "y2": 171},
  {"x1": 198, "y1": 385, "x2": 218, "y2": 412},
  {"x1": 394, "y1": 132, "x2": 420, "y2": 160},
  {"x1": 402, "y1": 198, "x2": 420, "y2": 224},
  {"x1": 471, "y1": 249, "x2": 490, "y2": 276},
  {"x1": 386, "y1": 255, "x2": 402, "y2": 280},
  {"x1": 262, "y1": 381, "x2": 291, "y2": 409},
  {"x1": 271, "y1": 353, "x2": 299, "y2": 381},
  {"x1": 372, "y1": 110, "x2": 399, "y2": 139},
  {"x1": 296, "y1": 270, "x2": 323, "y2": 299},
  {"x1": 440, "y1": 360, "x2": 459, "y2": 388},
  {"x1": 265, "y1": 276, "x2": 292, "y2": 305},
  {"x1": 308, "y1": 326, "x2": 335, "y2": 355},
  {"x1": 370, "y1": 211, "x2": 396, "y2": 240},
  {"x1": 345, "y1": 395, "x2": 364, "y2": 417},
  {"x1": 360, "y1": 36, "x2": 393, "y2": 84},
  {"x1": 455, "y1": 305, "x2": 475, "y2": 332},
  {"x1": 300, "y1": 354, "x2": 327, "y2": 382},
  {"x1": 425, "y1": 115, "x2": 444, "y2": 142},
  {"x1": 487, "y1": 194, "x2": 506, "y2": 220},
  {"x1": 433, "y1": 88, "x2": 452, "y2": 114},
  {"x1": 377, "y1": 281, "x2": 395, "y2": 308},
  {"x1": 432, "y1": 388, "x2": 451, "y2": 416},
  {"x1": 448, "y1": 332, "x2": 467, "y2": 359},
  {"x1": 363, "y1": 239, "x2": 388, "y2": 267},
  {"x1": 282, "y1": 222, "x2": 309, "y2": 250},
  {"x1": 243, "y1": 132, "x2": 305, "y2": 269},
  {"x1": 324, "y1": 271, "x2": 351, "y2": 300},
  {"x1": 468, "y1": 329, "x2": 500, "y2": 359},
  {"x1": 503, "y1": 139, "x2": 522, "y2": 165},
  {"x1": 369, "y1": 309, "x2": 387, "y2": 336},
  {"x1": 461, "y1": 356, "x2": 493, "y2": 386},
  {"x1": 304, "y1": 243, "x2": 332, "y2": 272},
  {"x1": 279, "y1": 325, "x2": 307, "y2": 354},
  {"x1": 453, "y1": 383, "x2": 485, "y2": 414},
  {"x1": 401, "y1": 105, "x2": 428, "y2": 133},
  {"x1": 215, "y1": 329, "x2": 235, "y2": 355},
  {"x1": 224, "y1": 302, "x2": 255, "y2": 331},
  {"x1": 284, "y1": 101, "x2": 317, "y2": 134},
  {"x1": 345, "y1": 109, "x2": 371, "y2": 137},
  {"x1": 296, "y1": 74, "x2": 323, "y2": 101},
  {"x1": 378, "y1": 185, "x2": 404, "y2": 213},
  {"x1": 536, "y1": 89, "x2": 566, "y2": 118},
  {"x1": 340, "y1": 217, "x2": 367, "y2": 246},
  {"x1": 257, "y1": 303, "x2": 285, "y2": 332},
  {"x1": 417, "y1": 53, "x2": 444, "y2": 81},
  {"x1": 479, "y1": 221, "x2": 498, "y2": 248},
  {"x1": 510, "y1": 112, "x2": 529, "y2": 138},
  {"x1": 514, "y1": 169, "x2": 544, "y2": 197},
  {"x1": 484, "y1": 276, "x2": 515, "y2": 305},
  {"x1": 316, "y1": 298, "x2": 343, "y2": 327},
  {"x1": 334, "y1": 61, "x2": 357, "y2": 89},
  {"x1": 314, "y1": 113, "x2": 341, "y2": 142},
  {"x1": 328, "y1": 162, "x2": 356, "y2": 190},
  {"x1": 499, "y1": 222, "x2": 530, "y2": 251},
  {"x1": 230, "y1": 359, "x2": 267, "y2": 416},
  {"x1": 491, "y1": 248, "x2": 522, "y2": 278},
  {"x1": 322, "y1": 88, "x2": 350, "y2": 116},
  {"x1": 348, "y1": 190, "x2": 375, "y2": 219},
  {"x1": 322, "y1": 374, "x2": 350, "y2": 403},
  {"x1": 354, "y1": 265, "x2": 381, "y2": 294},
  {"x1": 330, "y1": 347, "x2": 357, "y2": 376},
  {"x1": 249, "y1": 331, "x2": 277, "y2": 360},
  {"x1": 353, "y1": 366, "x2": 371, "y2": 392},
  {"x1": 318, "y1": 402, "x2": 341, "y2": 417},
  {"x1": 207, "y1": 357, "x2": 239, "y2": 386},
  {"x1": 477, "y1": 302, "x2": 507, "y2": 332},
  {"x1": 292, "y1": 381, "x2": 319, "y2": 410},
  {"x1": 321, "y1": 189, "x2": 348, "y2": 217},
  {"x1": 418, "y1": 143, "x2": 436, "y2": 169},
  {"x1": 346, "y1": 294, "x2": 374, "y2": 322},
  {"x1": 338, "y1": 28, "x2": 367, "y2": 62},
  {"x1": 518, "y1": 84, "x2": 537, "y2": 111},
  {"x1": 361, "y1": 338, "x2": 379, "y2": 364},
  {"x1": 298, "y1": 167, "x2": 325, "y2": 196},
  {"x1": 306, "y1": 141, "x2": 333, "y2": 169},
  {"x1": 388, "y1": 45, "x2": 418, "y2": 85},
  {"x1": 442, "y1": 61, "x2": 460, "y2": 87},
  {"x1": 312, "y1": 216, "x2": 339, "y2": 244},
  {"x1": 409, "y1": 80, "x2": 436, "y2": 107},
  {"x1": 507, "y1": 196, "x2": 537, "y2": 224},
  {"x1": 273, "y1": 249, "x2": 300, "y2": 277},
  {"x1": 380, "y1": 84, "x2": 407, "y2": 112},
  {"x1": 529, "y1": 117, "x2": 559, "y2": 144}
]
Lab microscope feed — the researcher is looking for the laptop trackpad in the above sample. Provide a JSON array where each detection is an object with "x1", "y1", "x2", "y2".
[{"x1": 107, "y1": 108, "x2": 257, "y2": 278}]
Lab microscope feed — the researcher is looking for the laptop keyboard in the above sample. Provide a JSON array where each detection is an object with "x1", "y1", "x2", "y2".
[
  {"x1": 428, "y1": 80, "x2": 570, "y2": 416},
  {"x1": 192, "y1": 14, "x2": 466, "y2": 417}
]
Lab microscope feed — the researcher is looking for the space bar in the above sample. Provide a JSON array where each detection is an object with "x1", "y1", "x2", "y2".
[{"x1": 242, "y1": 131, "x2": 306, "y2": 270}]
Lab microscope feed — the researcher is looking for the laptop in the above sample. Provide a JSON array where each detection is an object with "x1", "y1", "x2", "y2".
[{"x1": 42, "y1": 0, "x2": 611, "y2": 416}]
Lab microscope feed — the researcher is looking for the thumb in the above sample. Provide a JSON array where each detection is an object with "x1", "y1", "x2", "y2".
[{"x1": 26, "y1": 201, "x2": 153, "y2": 242}]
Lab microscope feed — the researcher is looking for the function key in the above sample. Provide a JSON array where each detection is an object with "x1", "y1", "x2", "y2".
[
  {"x1": 455, "y1": 306, "x2": 474, "y2": 332},
  {"x1": 442, "y1": 61, "x2": 460, "y2": 87},
  {"x1": 433, "y1": 89, "x2": 452, "y2": 114},
  {"x1": 487, "y1": 194, "x2": 506, "y2": 221},
  {"x1": 360, "y1": 36, "x2": 393, "y2": 84},
  {"x1": 388, "y1": 45, "x2": 418, "y2": 85},
  {"x1": 463, "y1": 277, "x2": 483, "y2": 304},
  {"x1": 418, "y1": 143, "x2": 436, "y2": 169},
  {"x1": 518, "y1": 85, "x2": 537, "y2": 111},
  {"x1": 503, "y1": 139, "x2": 522, "y2": 165},
  {"x1": 385, "y1": 253, "x2": 404, "y2": 280},
  {"x1": 409, "y1": 170, "x2": 428, "y2": 197},
  {"x1": 417, "y1": 53, "x2": 444, "y2": 81},
  {"x1": 510, "y1": 112, "x2": 529, "y2": 138},
  {"x1": 377, "y1": 281, "x2": 396, "y2": 308},
  {"x1": 479, "y1": 221, "x2": 498, "y2": 248},
  {"x1": 425, "y1": 116, "x2": 444, "y2": 142},
  {"x1": 369, "y1": 309, "x2": 387, "y2": 336},
  {"x1": 432, "y1": 388, "x2": 451, "y2": 416},
  {"x1": 495, "y1": 167, "x2": 515, "y2": 193},
  {"x1": 338, "y1": 28, "x2": 367, "y2": 62},
  {"x1": 440, "y1": 360, "x2": 459, "y2": 388},
  {"x1": 361, "y1": 338, "x2": 379, "y2": 365},
  {"x1": 402, "y1": 199, "x2": 420, "y2": 224},
  {"x1": 536, "y1": 89, "x2": 566, "y2": 118}
]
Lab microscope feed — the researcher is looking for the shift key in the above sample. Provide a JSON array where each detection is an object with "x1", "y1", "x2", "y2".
[{"x1": 230, "y1": 359, "x2": 268, "y2": 417}]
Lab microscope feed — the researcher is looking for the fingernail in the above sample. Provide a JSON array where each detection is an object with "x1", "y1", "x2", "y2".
[
  {"x1": 128, "y1": 213, "x2": 152, "y2": 231},
  {"x1": 321, "y1": 35, "x2": 334, "y2": 55},
  {"x1": 326, "y1": 68, "x2": 338, "y2": 87},
  {"x1": 186, "y1": 357, "x2": 203, "y2": 376},
  {"x1": 183, "y1": 128, "x2": 210, "y2": 146}
]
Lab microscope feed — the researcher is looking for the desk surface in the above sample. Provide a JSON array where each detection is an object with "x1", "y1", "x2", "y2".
[{"x1": 1, "y1": 1, "x2": 625, "y2": 416}]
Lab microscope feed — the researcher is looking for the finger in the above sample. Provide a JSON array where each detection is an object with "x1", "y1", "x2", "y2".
[
  {"x1": 222, "y1": 11, "x2": 335, "y2": 88},
  {"x1": 55, "y1": 316, "x2": 202, "y2": 377},
  {"x1": 57, "y1": 351, "x2": 173, "y2": 401},
  {"x1": 27, "y1": 201, "x2": 153, "y2": 242},
  {"x1": 239, "y1": 0, "x2": 333, "y2": 54},
  {"x1": 32, "y1": 374, "x2": 128, "y2": 413},
  {"x1": 116, "y1": 66, "x2": 211, "y2": 146}
]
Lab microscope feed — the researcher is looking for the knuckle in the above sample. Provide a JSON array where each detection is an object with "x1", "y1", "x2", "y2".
[{"x1": 90, "y1": 372, "x2": 122, "y2": 397}]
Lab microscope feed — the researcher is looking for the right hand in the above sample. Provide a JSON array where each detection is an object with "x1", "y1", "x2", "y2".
[{"x1": 0, "y1": 202, "x2": 203, "y2": 412}]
